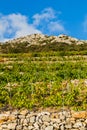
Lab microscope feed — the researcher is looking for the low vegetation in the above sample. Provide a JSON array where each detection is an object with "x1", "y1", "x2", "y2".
[
  {"x1": 1, "y1": 41, "x2": 87, "y2": 53},
  {"x1": 0, "y1": 52, "x2": 87, "y2": 111}
]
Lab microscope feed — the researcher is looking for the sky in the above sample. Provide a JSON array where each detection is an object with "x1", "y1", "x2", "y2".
[{"x1": 0, "y1": 0, "x2": 87, "y2": 42}]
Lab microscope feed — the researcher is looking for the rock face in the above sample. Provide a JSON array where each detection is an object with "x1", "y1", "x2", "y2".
[
  {"x1": 2, "y1": 34, "x2": 85, "y2": 45},
  {"x1": 0, "y1": 109, "x2": 87, "y2": 130},
  {"x1": 0, "y1": 33, "x2": 87, "y2": 53}
]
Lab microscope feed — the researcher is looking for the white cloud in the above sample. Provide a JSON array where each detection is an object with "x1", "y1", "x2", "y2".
[
  {"x1": 32, "y1": 8, "x2": 66, "y2": 35},
  {"x1": 48, "y1": 21, "x2": 65, "y2": 33},
  {"x1": 33, "y1": 8, "x2": 56, "y2": 26},
  {"x1": 0, "y1": 13, "x2": 41, "y2": 42},
  {"x1": 0, "y1": 8, "x2": 66, "y2": 42}
]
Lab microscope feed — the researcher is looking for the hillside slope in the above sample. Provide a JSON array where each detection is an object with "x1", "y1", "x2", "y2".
[{"x1": 0, "y1": 34, "x2": 87, "y2": 53}]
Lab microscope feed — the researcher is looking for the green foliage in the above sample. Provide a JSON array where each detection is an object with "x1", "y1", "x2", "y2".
[
  {"x1": 1, "y1": 40, "x2": 87, "y2": 54},
  {"x1": 0, "y1": 52, "x2": 87, "y2": 110}
]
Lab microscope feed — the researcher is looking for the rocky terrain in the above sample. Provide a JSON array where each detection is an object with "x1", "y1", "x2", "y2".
[
  {"x1": 0, "y1": 34, "x2": 87, "y2": 130},
  {"x1": 2, "y1": 34, "x2": 86, "y2": 45},
  {"x1": 0, "y1": 34, "x2": 87, "y2": 53},
  {"x1": 0, "y1": 109, "x2": 87, "y2": 130}
]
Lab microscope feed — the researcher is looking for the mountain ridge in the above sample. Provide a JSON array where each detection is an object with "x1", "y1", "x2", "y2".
[
  {"x1": 1, "y1": 33, "x2": 86, "y2": 45},
  {"x1": 0, "y1": 34, "x2": 87, "y2": 53}
]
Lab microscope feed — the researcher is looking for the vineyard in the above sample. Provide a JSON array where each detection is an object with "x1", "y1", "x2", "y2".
[{"x1": 0, "y1": 51, "x2": 87, "y2": 111}]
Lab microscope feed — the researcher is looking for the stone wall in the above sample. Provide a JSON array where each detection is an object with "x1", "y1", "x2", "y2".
[{"x1": 0, "y1": 109, "x2": 87, "y2": 130}]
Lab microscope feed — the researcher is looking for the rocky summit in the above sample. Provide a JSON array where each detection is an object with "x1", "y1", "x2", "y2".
[
  {"x1": 0, "y1": 34, "x2": 87, "y2": 53},
  {"x1": 1, "y1": 34, "x2": 86, "y2": 45}
]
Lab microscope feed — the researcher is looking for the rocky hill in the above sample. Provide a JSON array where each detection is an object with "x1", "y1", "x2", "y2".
[{"x1": 0, "y1": 34, "x2": 87, "y2": 53}]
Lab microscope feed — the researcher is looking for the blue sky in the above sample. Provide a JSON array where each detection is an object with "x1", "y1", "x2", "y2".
[{"x1": 0, "y1": 0, "x2": 87, "y2": 41}]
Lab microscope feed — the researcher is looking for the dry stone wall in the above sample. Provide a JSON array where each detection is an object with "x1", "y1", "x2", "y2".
[{"x1": 0, "y1": 109, "x2": 87, "y2": 130}]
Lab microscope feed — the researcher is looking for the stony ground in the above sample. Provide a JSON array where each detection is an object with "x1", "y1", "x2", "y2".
[{"x1": 0, "y1": 109, "x2": 87, "y2": 130}]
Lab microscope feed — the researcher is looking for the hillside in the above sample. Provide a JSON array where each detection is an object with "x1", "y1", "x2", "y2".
[
  {"x1": 0, "y1": 34, "x2": 87, "y2": 111},
  {"x1": 0, "y1": 53, "x2": 87, "y2": 111},
  {"x1": 1, "y1": 34, "x2": 87, "y2": 53}
]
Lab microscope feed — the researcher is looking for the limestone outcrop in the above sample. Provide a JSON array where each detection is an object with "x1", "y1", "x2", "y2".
[{"x1": 1, "y1": 34, "x2": 86, "y2": 45}]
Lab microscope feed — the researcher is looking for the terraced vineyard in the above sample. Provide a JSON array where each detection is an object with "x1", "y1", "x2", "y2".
[{"x1": 0, "y1": 52, "x2": 87, "y2": 110}]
